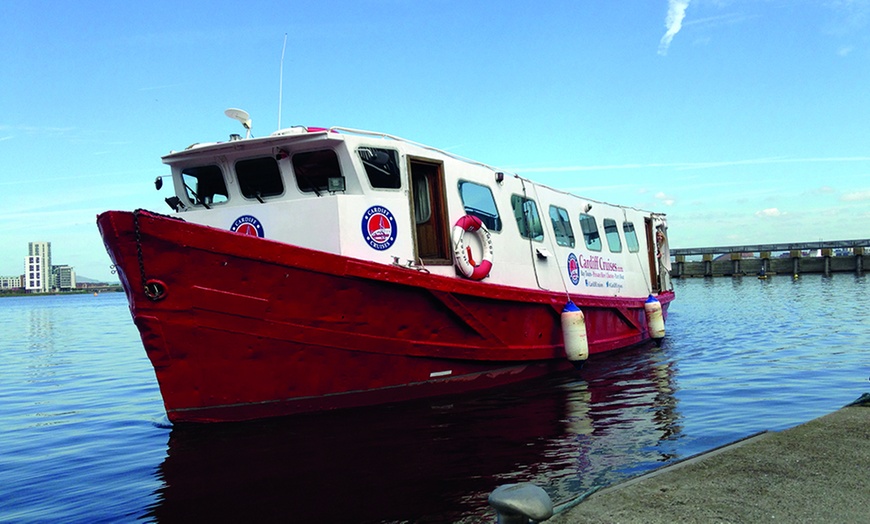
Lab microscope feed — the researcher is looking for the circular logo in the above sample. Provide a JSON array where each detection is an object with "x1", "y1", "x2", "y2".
[
  {"x1": 361, "y1": 206, "x2": 397, "y2": 250},
  {"x1": 567, "y1": 253, "x2": 580, "y2": 285},
  {"x1": 231, "y1": 215, "x2": 264, "y2": 237}
]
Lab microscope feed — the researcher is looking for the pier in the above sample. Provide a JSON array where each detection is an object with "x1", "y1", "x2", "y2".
[
  {"x1": 670, "y1": 239, "x2": 869, "y2": 278},
  {"x1": 548, "y1": 396, "x2": 870, "y2": 524}
]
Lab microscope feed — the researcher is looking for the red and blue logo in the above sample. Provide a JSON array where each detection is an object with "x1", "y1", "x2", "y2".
[
  {"x1": 362, "y1": 206, "x2": 397, "y2": 250},
  {"x1": 567, "y1": 253, "x2": 580, "y2": 285},
  {"x1": 231, "y1": 215, "x2": 264, "y2": 237}
]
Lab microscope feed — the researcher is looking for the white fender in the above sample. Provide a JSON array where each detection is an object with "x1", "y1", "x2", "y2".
[
  {"x1": 561, "y1": 301, "x2": 588, "y2": 368},
  {"x1": 644, "y1": 294, "x2": 665, "y2": 344}
]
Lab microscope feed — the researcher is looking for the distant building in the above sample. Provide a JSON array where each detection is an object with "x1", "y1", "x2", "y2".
[
  {"x1": 25, "y1": 241, "x2": 52, "y2": 293},
  {"x1": 53, "y1": 265, "x2": 76, "y2": 290},
  {"x1": 0, "y1": 275, "x2": 23, "y2": 290},
  {"x1": 25, "y1": 255, "x2": 45, "y2": 292}
]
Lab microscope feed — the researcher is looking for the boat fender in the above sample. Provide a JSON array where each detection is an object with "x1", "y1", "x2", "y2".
[
  {"x1": 644, "y1": 294, "x2": 665, "y2": 345},
  {"x1": 561, "y1": 301, "x2": 588, "y2": 369},
  {"x1": 451, "y1": 215, "x2": 493, "y2": 281}
]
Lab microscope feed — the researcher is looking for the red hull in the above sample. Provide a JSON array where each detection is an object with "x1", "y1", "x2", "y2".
[{"x1": 98, "y1": 210, "x2": 673, "y2": 422}]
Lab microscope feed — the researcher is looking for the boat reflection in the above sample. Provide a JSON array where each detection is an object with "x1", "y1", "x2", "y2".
[{"x1": 146, "y1": 344, "x2": 679, "y2": 523}]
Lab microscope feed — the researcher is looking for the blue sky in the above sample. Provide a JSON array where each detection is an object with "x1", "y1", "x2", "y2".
[{"x1": 2, "y1": 0, "x2": 869, "y2": 282}]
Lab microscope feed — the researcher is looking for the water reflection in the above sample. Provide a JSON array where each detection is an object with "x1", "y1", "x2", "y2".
[{"x1": 147, "y1": 344, "x2": 680, "y2": 523}]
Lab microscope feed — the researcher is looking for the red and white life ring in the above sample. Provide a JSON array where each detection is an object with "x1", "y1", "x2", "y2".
[{"x1": 451, "y1": 215, "x2": 493, "y2": 280}]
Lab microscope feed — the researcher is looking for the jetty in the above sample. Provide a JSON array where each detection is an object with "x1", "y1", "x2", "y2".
[
  {"x1": 670, "y1": 239, "x2": 869, "y2": 278},
  {"x1": 546, "y1": 395, "x2": 870, "y2": 523}
]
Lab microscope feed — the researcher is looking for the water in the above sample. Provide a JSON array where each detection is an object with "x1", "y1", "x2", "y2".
[{"x1": 1, "y1": 276, "x2": 868, "y2": 523}]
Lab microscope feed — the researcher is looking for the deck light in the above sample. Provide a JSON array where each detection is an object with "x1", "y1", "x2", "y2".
[{"x1": 328, "y1": 177, "x2": 346, "y2": 192}]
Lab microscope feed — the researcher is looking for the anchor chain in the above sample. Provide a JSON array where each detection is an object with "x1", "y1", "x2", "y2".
[{"x1": 133, "y1": 209, "x2": 168, "y2": 301}]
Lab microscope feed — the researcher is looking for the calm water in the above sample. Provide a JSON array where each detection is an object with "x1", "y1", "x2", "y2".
[{"x1": 1, "y1": 276, "x2": 868, "y2": 523}]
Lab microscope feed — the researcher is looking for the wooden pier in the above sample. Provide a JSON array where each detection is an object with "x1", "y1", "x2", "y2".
[{"x1": 670, "y1": 240, "x2": 869, "y2": 278}]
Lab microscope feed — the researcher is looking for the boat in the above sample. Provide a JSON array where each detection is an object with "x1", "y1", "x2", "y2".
[{"x1": 97, "y1": 109, "x2": 674, "y2": 423}]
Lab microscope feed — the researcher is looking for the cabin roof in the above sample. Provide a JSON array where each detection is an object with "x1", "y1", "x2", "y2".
[{"x1": 162, "y1": 128, "x2": 337, "y2": 163}]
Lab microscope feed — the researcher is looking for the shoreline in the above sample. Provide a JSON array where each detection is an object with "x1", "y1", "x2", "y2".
[{"x1": 547, "y1": 395, "x2": 870, "y2": 523}]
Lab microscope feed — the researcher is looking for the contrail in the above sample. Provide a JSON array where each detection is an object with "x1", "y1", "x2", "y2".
[{"x1": 658, "y1": 0, "x2": 690, "y2": 56}]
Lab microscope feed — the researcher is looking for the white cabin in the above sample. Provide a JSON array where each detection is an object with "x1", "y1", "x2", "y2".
[{"x1": 160, "y1": 126, "x2": 669, "y2": 298}]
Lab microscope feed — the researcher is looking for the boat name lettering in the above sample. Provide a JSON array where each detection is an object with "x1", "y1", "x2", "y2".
[{"x1": 577, "y1": 254, "x2": 623, "y2": 273}]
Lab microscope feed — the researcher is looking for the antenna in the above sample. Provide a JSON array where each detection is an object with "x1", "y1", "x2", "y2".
[{"x1": 278, "y1": 33, "x2": 288, "y2": 130}]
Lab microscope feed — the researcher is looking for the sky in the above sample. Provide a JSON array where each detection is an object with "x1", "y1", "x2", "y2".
[{"x1": 2, "y1": 0, "x2": 869, "y2": 282}]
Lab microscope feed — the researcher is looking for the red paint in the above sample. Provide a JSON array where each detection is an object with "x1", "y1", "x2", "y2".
[{"x1": 98, "y1": 210, "x2": 673, "y2": 423}]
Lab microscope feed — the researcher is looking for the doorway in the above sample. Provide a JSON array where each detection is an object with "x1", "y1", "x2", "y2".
[{"x1": 409, "y1": 159, "x2": 450, "y2": 264}]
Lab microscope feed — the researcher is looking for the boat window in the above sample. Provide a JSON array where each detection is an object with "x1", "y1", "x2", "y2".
[
  {"x1": 413, "y1": 175, "x2": 431, "y2": 223},
  {"x1": 623, "y1": 221, "x2": 640, "y2": 252},
  {"x1": 236, "y1": 157, "x2": 284, "y2": 200},
  {"x1": 578, "y1": 214, "x2": 601, "y2": 251},
  {"x1": 549, "y1": 205, "x2": 575, "y2": 248},
  {"x1": 603, "y1": 218, "x2": 622, "y2": 252},
  {"x1": 458, "y1": 181, "x2": 502, "y2": 231},
  {"x1": 292, "y1": 149, "x2": 342, "y2": 194},
  {"x1": 181, "y1": 165, "x2": 228, "y2": 207},
  {"x1": 358, "y1": 147, "x2": 401, "y2": 189},
  {"x1": 511, "y1": 195, "x2": 544, "y2": 241}
]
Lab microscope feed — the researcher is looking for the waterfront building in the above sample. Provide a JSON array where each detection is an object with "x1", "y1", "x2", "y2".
[
  {"x1": 25, "y1": 242, "x2": 51, "y2": 293},
  {"x1": 52, "y1": 265, "x2": 76, "y2": 290},
  {"x1": 0, "y1": 275, "x2": 23, "y2": 290}
]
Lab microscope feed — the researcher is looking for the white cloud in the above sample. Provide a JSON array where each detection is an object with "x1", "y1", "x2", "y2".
[
  {"x1": 755, "y1": 208, "x2": 784, "y2": 217},
  {"x1": 655, "y1": 191, "x2": 676, "y2": 206},
  {"x1": 659, "y1": 0, "x2": 691, "y2": 56},
  {"x1": 841, "y1": 190, "x2": 870, "y2": 201}
]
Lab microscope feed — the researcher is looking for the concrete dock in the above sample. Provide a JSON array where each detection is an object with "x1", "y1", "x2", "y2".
[{"x1": 548, "y1": 396, "x2": 870, "y2": 523}]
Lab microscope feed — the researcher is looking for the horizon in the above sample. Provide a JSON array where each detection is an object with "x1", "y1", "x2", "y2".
[{"x1": 2, "y1": 1, "x2": 869, "y2": 282}]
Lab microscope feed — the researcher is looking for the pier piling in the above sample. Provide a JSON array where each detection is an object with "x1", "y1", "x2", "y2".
[
  {"x1": 703, "y1": 254, "x2": 713, "y2": 277},
  {"x1": 790, "y1": 250, "x2": 802, "y2": 277},
  {"x1": 669, "y1": 240, "x2": 870, "y2": 278},
  {"x1": 822, "y1": 248, "x2": 832, "y2": 277},
  {"x1": 730, "y1": 253, "x2": 741, "y2": 276}
]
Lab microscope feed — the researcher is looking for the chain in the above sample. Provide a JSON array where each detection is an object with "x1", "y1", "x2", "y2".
[
  {"x1": 133, "y1": 209, "x2": 147, "y2": 291},
  {"x1": 132, "y1": 209, "x2": 183, "y2": 301}
]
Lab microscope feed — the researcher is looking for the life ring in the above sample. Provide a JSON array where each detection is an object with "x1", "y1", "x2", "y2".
[{"x1": 451, "y1": 215, "x2": 493, "y2": 280}]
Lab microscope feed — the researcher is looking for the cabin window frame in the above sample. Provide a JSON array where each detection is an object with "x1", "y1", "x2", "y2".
[
  {"x1": 235, "y1": 156, "x2": 285, "y2": 201},
  {"x1": 357, "y1": 146, "x2": 402, "y2": 190},
  {"x1": 291, "y1": 148, "x2": 343, "y2": 194},
  {"x1": 548, "y1": 205, "x2": 575, "y2": 248},
  {"x1": 457, "y1": 180, "x2": 502, "y2": 232},
  {"x1": 578, "y1": 213, "x2": 602, "y2": 251},
  {"x1": 180, "y1": 164, "x2": 229, "y2": 207},
  {"x1": 603, "y1": 218, "x2": 623, "y2": 253},
  {"x1": 511, "y1": 194, "x2": 544, "y2": 242},
  {"x1": 623, "y1": 221, "x2": 640, "y2": 253}
]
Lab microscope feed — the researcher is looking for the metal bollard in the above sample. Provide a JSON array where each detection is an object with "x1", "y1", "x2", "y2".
[{"x1": 488, "y1": 483, "x2": 554, "y2": 523}]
